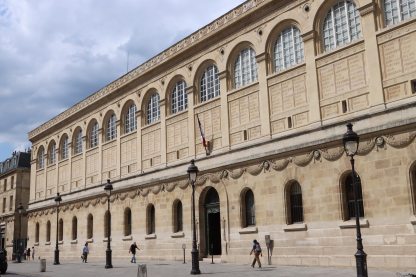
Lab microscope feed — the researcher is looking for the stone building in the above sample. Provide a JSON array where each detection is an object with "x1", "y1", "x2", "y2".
[
  {"x1": 0, "y1": 151, "x2": 31, "y2": 260},
  {"x1": 27, "y1": 0, "x2": 416, "y2": 271}
]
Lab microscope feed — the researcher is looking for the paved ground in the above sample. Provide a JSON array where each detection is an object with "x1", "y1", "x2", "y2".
[{"x1": 3, "y1": 258, "x2": 412, "y2": 277}]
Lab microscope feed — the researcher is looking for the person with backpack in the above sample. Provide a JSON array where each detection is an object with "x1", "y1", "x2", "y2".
[
  {"x1": 129, "y1": 242, "x2": 140, "y2": 263},
  {"x1": 250, "y1": 239, "x2": 262, "y2": 268}
]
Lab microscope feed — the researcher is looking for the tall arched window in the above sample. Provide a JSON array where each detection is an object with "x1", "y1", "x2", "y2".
[
  {"x1": 89, "y1": 121, "x2": 99, "y2": 148},
  {"x1": 200, "y1": 65, "x2": 220, "y2": 102},
  {"x1": 58, "y1": 218, "x2": 63, "y2": 241},
  {"x1": 323, "y1": 0, "x2": 361, "y2": 52},
  {"x1": 72, "y1": 216, "x2": 78, "y2": 240},
  {"x1": 106, "y1": 114, "x2": 117, "y2": 141},
  {"x1": 46, "y1": 220, "x2": 51, "y2": 242},
  {"x1": 286, "y1": 182, "x2": 304, "y2": 224},
  {"x1": 147, "y1": 204, "x2": 155, "y2": 235},
  {"x1": 242, "y1": 189, "x2": 256, "y2": 227},
  {"x1": 60, "y1": 135, "x2": 69, "y2": 160},
  {"x1": 171, "y1": 80, "x2": 187, "y2": 114},
  {"x1": 342, "y1": 173, "x2": 364, "y2": 220},
  {"x1": 384, "y1": 0, "x2": 416, "y2": 26},
  {"x1": 234, "y1": 47, "x2": 258, "y2": 89},
  {"x1": 48, "y1": 142, "x2": 56, "y2": 165},
  {"x1": 146, "y1": 93, "x2": 160, "y2": 124},
  {"x1": 125, "y1": 104, "x2": 137, "y2": 134},
  {"x1": 35, "y1": 222, "x2": 40, "y2": 243},
  {"x1": 173, "y1": 200, "x2": 183, "y2": 233},
  {"x1": 274, "y1": 26, "x2": 304, "y2": 72},
  {"x1": 124, "y1": 208, "x2": 132, "y2": 236},
  {"x1": 73, "y1": 129, "x2": 83, "y2": 155},
  {"x1": 87, "y1": 214, "x2": 93, "y2": 239},
  {"x1": 37, "y1": 147, "x2": 45, "y2": 169},
  {"x1": 104, "y1": 210, "x2": 111, "y2": 238}
]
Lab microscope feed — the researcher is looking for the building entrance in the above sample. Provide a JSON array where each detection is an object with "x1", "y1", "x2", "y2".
[{"x1": 204, "y1": 187, "x2": 221, "y2": 256}]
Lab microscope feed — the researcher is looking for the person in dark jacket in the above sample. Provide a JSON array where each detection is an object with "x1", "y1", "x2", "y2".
[
  {"x1": 250, "y1": 239, "x2": 262, "y2": 268},
  {"x1": 129, "y1": 242, "x2": 140, "y2": 263}
]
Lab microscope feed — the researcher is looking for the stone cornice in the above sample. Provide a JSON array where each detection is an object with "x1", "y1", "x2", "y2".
[{"x1": 28, "y1": 0, "x2": 268, "y2": 141}]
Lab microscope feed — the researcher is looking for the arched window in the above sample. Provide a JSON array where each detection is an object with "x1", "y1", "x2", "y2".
[
  {"x1": 147, "y1": 204, "x2": 155, "y2": 235},
  {"x1": 104, "y1": 210, "x2": 111, "y2": 238},
  {"x1": 242, "y1": 189, "x2": 255, "y2": 227},
  {"x1": 171, "y1": 80, "x2": 187, "y2": 114},
  {"x1": 58, "y1": 218, "x2": 63, "y2": 241},
  {"x1": 146, "y1": 93, "x2": 160, "y2": 124},
  {"x1": 87, "y1": 214, "x2": 93, "y2": 239},
  {"x1": 124, "y1": 208, "x2": 132, "y2": 236},
  {"x1": 89, "y1": 121, "x2": 99, "y2": 148},
  {"x1": 286, "y1": 182, "x2": 304, "y2": 224},
  {"x1": 37, "y1": 147, "x2": 45, "y2": 169},
  {"x1": 234, "y1": 47, "x2": 258, "y2": 89},
  {"x1": 73, "y1": 129, "x2": 83, "y2": 155},
  {"x1": 173, "y1": 200, "x2": 183, "y2": 233},
  {"x1": 60, "y1": 135, "x2": 69, "y2": 160},
  {"x1": 106, "y1": 114, "x2": 117, "y2": 141},
  {"x1": 125, "y1": 104, "x2": 137, "y2": 134},
  {"x1": 274, "y1": 26, "x2": 304, "y2": 72},
  {"x1": 72, "y1": 216, "x2": 77, "y2": 240},
  {"x1": 48, "y1": 142, "x2": 56, "y2": 165},
  {"x1": 46, "y1": 220, "x2": 51, "y2": 242},
  {"x1": 384, "y1": 0, "x2": 416, "y2": 26},
  {"x1": 35, "y1": 222, "x2": 40, "y2": 243},
  {"x1": 200, "y1": 64, "x2": 220, "y2": 102},
  {"x1": 323, "y1": 0, "x2": 361, "y2": 52},
  {"x1": 342, "y1": 172, "x2": 364, "y2": 220}
]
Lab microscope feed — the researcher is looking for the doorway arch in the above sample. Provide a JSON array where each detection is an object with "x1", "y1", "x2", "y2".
[{"x1": 200, "y1": 187, "x2": 221, "y2": 256}]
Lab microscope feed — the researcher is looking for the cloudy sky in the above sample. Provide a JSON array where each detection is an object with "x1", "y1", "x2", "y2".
[{"x1": 0, "y1": 0, "x2": 244, "y2": 161}]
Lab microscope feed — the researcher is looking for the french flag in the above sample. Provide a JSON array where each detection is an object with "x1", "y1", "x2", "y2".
[{"x1": 196, "y1": 114, "x2": 208, "y2": 154}]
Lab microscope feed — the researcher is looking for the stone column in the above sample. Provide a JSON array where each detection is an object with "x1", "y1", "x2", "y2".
[
  {"x1": 219, "y1": 70, "x2": 230, "y2": 149},
  {"x1": 97, "y1": 129, "x2": 103, "y2": 184},
  {"x1": 255, "y1": 52, "x2": 271, "y2": 138},
  {"x1": 136, "y1": 110, "x2": 142, "y2": 173},
  {"x1": 187, "y1": 86, "x2": 196, "y2": 157},
  {"x1": 160, "y1": 99, "x2": 167, "y2": 165},
  {"x1": 116, "y1": 120, "x2": 121, "y2": 179}
]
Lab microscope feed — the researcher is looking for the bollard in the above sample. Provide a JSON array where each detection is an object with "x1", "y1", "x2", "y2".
[
  {"x1": 137, "y1": 264, "x2": 147, "y2": 277},
  {"x1": 40, "y1": 259, "x2": 46, "y2": 272}
]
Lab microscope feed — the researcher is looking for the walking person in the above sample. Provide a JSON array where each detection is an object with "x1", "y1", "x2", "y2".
[
  {"x1": 129, "y1": 242, "x2": 140, "y2": 263},
  {"x1": 26, "y1": 248, "x2": 31, "y2": 261},
  {"x1": 250, "y1": 239, "x2": 262, "y2": 268},
  {"x1": 31, "y1": 246, "x2": 35, "y2": 260},
  {"x1": 81, "y1": 243, "x2": 89, "y2": 263}
]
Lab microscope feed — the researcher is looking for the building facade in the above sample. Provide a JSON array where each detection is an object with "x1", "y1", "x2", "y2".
[
  {"x1": 0, "y1": 151, "x2": 31, "y2": 260},
  {"x1": 27, "y1": 0, "x2": 416, "y2": 270}
]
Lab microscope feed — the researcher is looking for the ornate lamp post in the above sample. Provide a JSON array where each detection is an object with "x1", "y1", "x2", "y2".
[
  {"x1": 187, "y1": 159, "x2": 200, "y2": 275},
  {"x1": 54, "y1": 193, "x2": 62, "y2": 265},
  {"x1": 343, "y1": 123, "x2": 368, "y2": 277},
  {"x1": 104, "y1": 179, "x2": 113, "y2": 269},
  {"x1": 17, "y1": 203, "x2": 24, "y2": 263}
]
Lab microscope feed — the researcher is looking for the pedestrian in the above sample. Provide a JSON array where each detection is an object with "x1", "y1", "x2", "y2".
[
  {"x1": 23, "y1": 248, "x2": 27, "y2": 260},
  {"x1": 31, "y1": 246, "x2": 35, "y2": 260},
  {"x1": 129, "y1": 242, "x2": 140, "y2": 263},
  {"x1": 249, "y1": 239, "x2": 262, "y2": 268},
  {"x1": 26, "y1": 248, "x2": 31, "y2": 261},
  {"x1": 81, "y1": 242, "x2": 89, "y2": 263}
]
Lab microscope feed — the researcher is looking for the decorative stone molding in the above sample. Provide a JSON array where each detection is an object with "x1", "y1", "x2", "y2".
[
  {"x1": 151, "y1": 185, "x2": 162, "y2": 194},
  {"x1": 270, "y1": 159, "x2": 290, "y2": 171},
  {"x1": 238, "y1": 226, "x2": 258, "y2": 234},
  {"x1": 140, "y1": 188, "x2": 150, "y2": 197},
  {"x1": 339, "y1": 218, "x2": 369, "y2": 229},
  {"x1": 301, "y1": 30, "x2": 315, "y2": 42},
  {"x1": 385, "y1": 131, "x2": 416, "y2": 148},
  {"x1": 320, "y1": 147, "x2": 344, "y2": 161},
  {"x1": 357, "y1": 138, "x2": 376, "y2": 155},
  {"x1": 171, "y1": 232, "x2": 185, "y2": 238},
  {"x1": 358, "y1": 2, "x2": 375, "y2": 17},
  {"x1": 283, "y1": 223, "x2": 307, "y2": 232},
  {"x1": 145, "y1": 234, "x2": 157, "y2": 240},
  {"x1": 292, "y1": 152, "x2": 313, "y2": 167},
  {"x1": 229, "y1": 168, "x2": 245, "y2": 179}
]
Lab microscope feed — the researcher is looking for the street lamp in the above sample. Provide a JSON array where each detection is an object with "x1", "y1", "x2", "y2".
[
  {"x1": 104, "y1": 179, "x2": 113, "y2": 269},
  {"x1": 343, "y1": 123, "x2": 368, "y2": 277},
  {"x1": 17, "y1": 203, "x2": 24, "y2": 263},
  {"x1": 54, "y1": 193, "x2": 62, "y2": 265},
  {"x1": 187, "y1": 159, "x2": 200, "y2": 275}
]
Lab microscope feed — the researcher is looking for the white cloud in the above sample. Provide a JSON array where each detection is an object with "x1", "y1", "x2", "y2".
[{"x1": 0, "y1": 0, "x2": 244, "y2": 160}]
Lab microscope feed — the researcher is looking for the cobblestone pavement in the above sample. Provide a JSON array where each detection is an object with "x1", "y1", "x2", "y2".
[{"x1": 4, "y1": 258, "x2": 410, "y2": 277}]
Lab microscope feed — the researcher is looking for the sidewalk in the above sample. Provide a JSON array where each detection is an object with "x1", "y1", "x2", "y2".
[{"x1": 5, "y1": 258, "x2": 408, "y2": 277}]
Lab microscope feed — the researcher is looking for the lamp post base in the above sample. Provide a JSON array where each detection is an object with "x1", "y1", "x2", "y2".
[
  {"x1": 355, "y1": 249, "x2": 368, "y2": 277},
  {"x1": 105, "y1": 248, "x2": 113, "y2": 269},
  {"x1": 190, "y1": 248, "x2": 200, "y2": 275},
  {"x1": 53, "y1": 249, "x2": 60, "y2": 265}
]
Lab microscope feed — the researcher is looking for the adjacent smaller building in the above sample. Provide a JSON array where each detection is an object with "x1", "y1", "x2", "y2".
[{"x1": 0, "y1": 151, "x2": 31, "y2": 260}]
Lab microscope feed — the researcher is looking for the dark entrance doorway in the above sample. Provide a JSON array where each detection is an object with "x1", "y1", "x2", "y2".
[{"x1": 204, "y1": 187, "x2": 221, "y2": 256}]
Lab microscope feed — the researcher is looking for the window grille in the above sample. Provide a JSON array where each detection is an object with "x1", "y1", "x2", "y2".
[
  {"x1": 234, "y1": 47, "x2": 258, "y2": 89},
  {"x1": 323, "y1": 0, "x2": 361, "y2": 51},
  {"x1": 147, "y1": 204, "x2": 155, "y2": 234},
  {"x1": 289, "y1": 182, "x2": 304, "y2": 223},
  {"x1": 124, "y1": 208, "x2": 132, "y2": 236},
  {"x1": 384, "y1": 0, "x2": 415, "y2": 26},
  {"x1": 125, "y1": 104, "x2": 137, "y2": 133},
  {"x1": 38, "y1": 148, "x2": 45, "y2": 169},
  {"x1": 244, "y1": 189, "x2": 256, "y2": 227},
  {"x1": 200, "y1": 65, "x2": 220, "y2": 102},
  {"x1": 74, "y1": 130, "x2": 83, "y2": 154},
  {"x1": 89, "y1": 122, "x2": 99, "y2": 148},
  {"x1": 171, "y1": 81, "x2": 187, "y2": 114},
  {"x1": 35, "y1": 223, "x2": 40, "y2": 242},
  {"x1": 147, "y1": 93, "x2": 160, "y2": 124},
  {"x1": 72, "y1": 217, "x2": 77, "y2": 240},
  {"x1": 61, "y1": 136, "x2": 69, "y2": 160},
  {"x1": 174, "y1": 201, "x2": 183, "y2": 232},
  {"x1": 345, "y1": 173, "x2": 364, "y2": 219},
  {"x1": 49, "y1": 143, "x2": 56, "y2": 165},
  {"x1": 274, "y1": 26, "x2": 304, "y2": 72},
  {"x1": 87, "y1": 214, "x2": 93, "y2": 239},
  {"x1": 106, "y1": 114, "x2": 117, "y2": 141},
  {"x1": 58, "y1": 219, "x2": 63, "y2": 241},
  {"x1": 46, "y1": 221, "x2": 51, "y2": 242}
]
